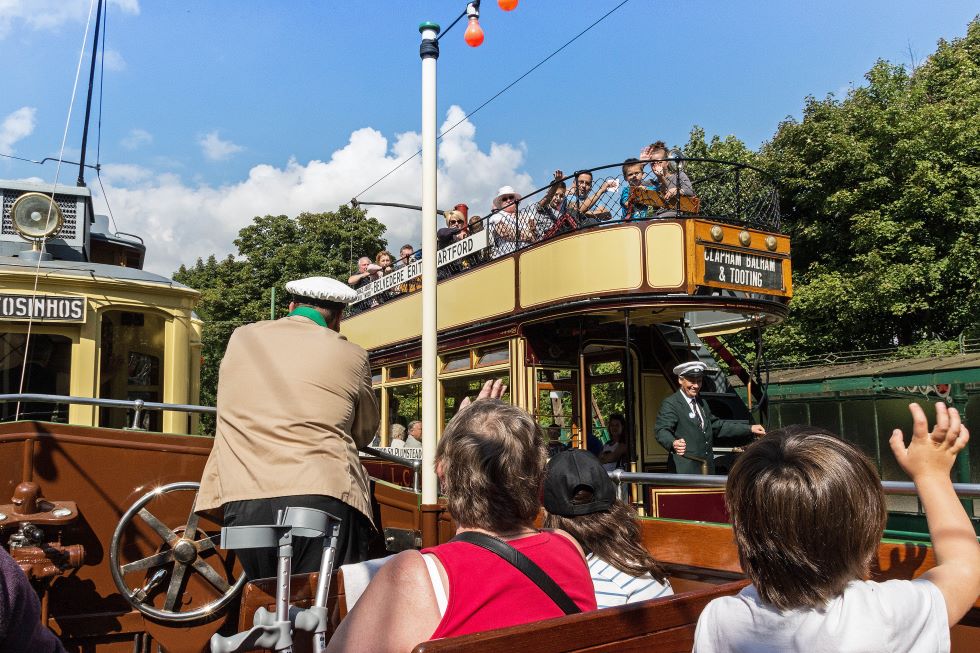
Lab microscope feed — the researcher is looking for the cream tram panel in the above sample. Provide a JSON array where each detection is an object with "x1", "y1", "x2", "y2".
[
  {"x1": 644, "y1": 222, "x2": 686, "y2": 288},
  {"x1": 518, "y1": 225, "x2": 643, "y2": 308},
  {"x1": 342, "y1": 258, "x2": 517, "y2": 351}
]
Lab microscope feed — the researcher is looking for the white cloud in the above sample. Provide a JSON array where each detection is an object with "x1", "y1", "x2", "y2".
[
  {"x1": 199, "y1": 131, "x2": 244, "y2": 161},
  {"x1": 99, "y1": 163, "x2": 152, "y2": 184},
  {"x1": 0, "y1": 106, "x2": 36, "y2": 154},
  {"x1": 121, "y1": 128, "x2": 152, "y2": 150},
  {"x1": 93, "y1": 105, "x2": 533, "y2": 276},
  {"x1": 102, "y1": 49, "x2": 126, "y2": 72},
  {"x1": 0, "y1": 1, "x2": 139, "y2": 39}
]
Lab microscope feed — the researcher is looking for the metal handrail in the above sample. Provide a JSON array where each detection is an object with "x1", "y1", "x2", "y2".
[
  {"x1": 0, "y1": 393, "x2": 216, "y2": 430},
  {"x1": 608, "y1": 470, "x2": 980, "y2": 500},
  {"x1": 362, "y1": 446, "x2": 422, "y2": 493}
]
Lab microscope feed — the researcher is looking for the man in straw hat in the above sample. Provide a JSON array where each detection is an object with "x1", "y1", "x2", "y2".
[
  {"x1": 654, "y1": 361, "x2": 765, "y2": 475},
  {"x1": 488, "y1": 185, "x2": 536, "y2": 258},
  {"x1": 197, "y1": 276, "x2": 379, "y2": 577}
]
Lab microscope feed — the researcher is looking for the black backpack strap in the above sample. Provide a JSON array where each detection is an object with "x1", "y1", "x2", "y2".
[{"x1": 450, "y1": 531, "x2": 582, "y2": 615}]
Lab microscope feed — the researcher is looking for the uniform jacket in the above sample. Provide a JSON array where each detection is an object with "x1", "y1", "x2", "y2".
[
  {"x1": 654, "y1": 390, "x2": 750, "y2": 475},
  {"x1": 197, "y1": 314, "x2": 379, "y2": 524}
]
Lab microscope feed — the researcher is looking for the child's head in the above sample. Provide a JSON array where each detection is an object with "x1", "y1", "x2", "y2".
[
  {"x1": 727, "y1": 425, "x2": 886, "y2": 611},
  {"x1": 622, "y1": 158, "x2": 645, "y2": 186}
]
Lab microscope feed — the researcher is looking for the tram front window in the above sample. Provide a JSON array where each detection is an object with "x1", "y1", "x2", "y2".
[
  {"x1": 99, "y1": 310, "x2": 165, "y2": 431},
  {"x1": 442, "y1": 372, "x2": 511, "y2": 425},
  {"x1": 534, "y1": 369, "x2": 579, "y2": 448},
  {"x1": 387, "y1": 383, "x2": 421, "y2": 435},
  {"x1": 0, "y1": 333, "x2": 71, "y2": 422}
]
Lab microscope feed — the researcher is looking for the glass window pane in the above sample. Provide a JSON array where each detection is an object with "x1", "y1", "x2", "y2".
[
  {"x1": 589, "y1": 360, "x2": 622, "y2": 376},
  {"x1": 388, "y1": 365, "x2": 409, "y2": 381},
  {"x1": 476, "y1": 345, "x2": 509, "y2": 367},
  {"x1": 371, "y1": 370, "x2": 382, "y2": 385},
  {"x1": 99, "y1": 311, "x2": 166, "y2": 430},
  {"x1": 442, "y1": 372, "x2": 510, "y2": 425},
  {"x1": 0, "y1": 333, "x2": 71, "y2": 422},
  {"x1": 387, "y1": 383, "x2": 421, "y2": 433},
  {"x1": 442, "y1": 352, "x2": 472, "y2": 373},
  {"x1": 411, "y1": 361, "x2": 423, "y2": 379}
]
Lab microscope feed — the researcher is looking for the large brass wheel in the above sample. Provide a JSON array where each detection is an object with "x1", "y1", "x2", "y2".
[{"x1": 109, "y1": 482, "x2": 245, "y2": 622}]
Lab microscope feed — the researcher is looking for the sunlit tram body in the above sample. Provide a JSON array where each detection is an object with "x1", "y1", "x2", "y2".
[{"x1": 0, "y1": 164, "x2": 978, "y2": 652}]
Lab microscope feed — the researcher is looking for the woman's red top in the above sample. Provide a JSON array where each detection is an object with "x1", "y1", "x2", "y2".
[{"x1": 421, "y1": 531, "x2": 596, "y2": 640}]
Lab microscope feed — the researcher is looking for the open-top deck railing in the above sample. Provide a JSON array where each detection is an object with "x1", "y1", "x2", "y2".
[
  {"x1": 347, "y1": 157, "x2": 782, "y2": 315},
  {"x1": 0, "y1": 393, "x2": 215, "y2": 430}
]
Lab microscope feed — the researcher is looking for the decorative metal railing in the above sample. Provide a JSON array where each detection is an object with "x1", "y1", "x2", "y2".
[{"x1": 347, "y1": 157, "x2": 781, "y2": 315}]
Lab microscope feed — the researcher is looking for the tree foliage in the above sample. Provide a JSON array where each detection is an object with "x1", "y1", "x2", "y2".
[
  {"x1": 756, "y1": 19, "x2": 980, "y2": 359},
  {"x1": 173, "y1": 206, "x2": 386, "y2": 431}
]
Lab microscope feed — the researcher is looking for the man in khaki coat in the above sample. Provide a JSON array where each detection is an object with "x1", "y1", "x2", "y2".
[{"x1": 197, "y1": 276, "x2": 378, "y2": 578}]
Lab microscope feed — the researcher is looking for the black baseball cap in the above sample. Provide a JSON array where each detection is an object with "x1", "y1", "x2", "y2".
[{"x1": 543, "y1": 449, "x2": 616, "y2": 517}]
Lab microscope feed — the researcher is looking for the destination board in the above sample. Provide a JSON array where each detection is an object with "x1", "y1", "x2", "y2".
[
  {"x1": 0, "y1": 294, "x2": 86, "y2": 322},
  {"x1": 361, "y1": 446, "x2": 422, "y2": 460},
  {"x1": 702, "y1": 248, "x2": 783, "y2": 292}
]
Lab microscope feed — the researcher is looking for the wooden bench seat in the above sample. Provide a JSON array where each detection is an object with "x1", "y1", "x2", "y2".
[{"x1": 411, "y1": 580, "x2": 749, "y2": 653}]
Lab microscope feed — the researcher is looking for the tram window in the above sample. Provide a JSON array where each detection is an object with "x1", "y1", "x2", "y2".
[
  {"x1": 388, "y1": 365, "x2": 409, "y2": 381},
  {"x1": 588, "y1": 379, "x2": 625, "y2": 453},
  {"x1": 534, "y1": 368, "x2": 580, "y2": 447},
  {"x1": 442, "y1": 373, "x2": 510, "y2": 424},
  {"x1": 442, "y1": 352, "x2": 472, "y2": 373},
  {"x1": 475, "y1": 345, "x2": 509, "y2": 367},
  {"x1": 0, "y1": 333, "x2": 71, "y2": 422},
  {"x1": 371, "y1": 370, "x2": 382, "y2": 385},
  {"x1": 589, "y1": 360, "x2": 622, "y2": 377},
  {"x1": 387, "y1": 384, "x2": 420, "y2": 433},
  {"x1": 410, "y1": 361, "x2": 423, "y2": 379},
  {"x1": 99, "y1": 310, "x2": 166, "y2": 431}
]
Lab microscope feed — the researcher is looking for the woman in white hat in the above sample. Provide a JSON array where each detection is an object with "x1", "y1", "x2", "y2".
[{"x1": 488, "y1": 186, "x2": 536, "y2": 258}]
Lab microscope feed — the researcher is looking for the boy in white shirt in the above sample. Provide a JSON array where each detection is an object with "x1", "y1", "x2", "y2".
[{"x1": 694, "y1": 403, "x2": 980, "y2": 653}]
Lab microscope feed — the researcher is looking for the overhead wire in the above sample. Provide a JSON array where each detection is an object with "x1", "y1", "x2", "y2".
[
  {"x1": 351, "y1": 0, "x2": 632, "y2": 201},
  {"x1": 15, "y1": 0, "x2": 99, "y2": 418},
  {"x1": 94, "y1": 1, "x2": 121, "y2": 234}
]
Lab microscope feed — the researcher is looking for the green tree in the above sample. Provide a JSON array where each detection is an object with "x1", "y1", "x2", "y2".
[
  {"x1": 174, "y1": 206, "x2": 386, "y2": 432},
  {"x1": 757, "y1": 18, "x2": 980, "y2": 360}
]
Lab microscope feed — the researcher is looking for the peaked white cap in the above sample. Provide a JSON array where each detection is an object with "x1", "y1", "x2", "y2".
[
  {"x1": 673, "y1": 361, "x2": 707, "y2": 377},
  {"x1": 285, "y1": 276, "x2": 357, "y2": 305}
]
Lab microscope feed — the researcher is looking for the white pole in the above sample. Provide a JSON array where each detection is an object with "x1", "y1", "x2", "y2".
[{"x1": 419, "y1": 22, "x2": 440, "y2": 508}]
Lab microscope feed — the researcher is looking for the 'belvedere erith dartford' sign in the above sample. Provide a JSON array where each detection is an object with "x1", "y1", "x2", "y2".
[
  {"x1": 702, "y1": 248, "x2": 783, "y2": 292},
  {"x1": 0, "y1": 295, "x2": 86, "y2": 322}
]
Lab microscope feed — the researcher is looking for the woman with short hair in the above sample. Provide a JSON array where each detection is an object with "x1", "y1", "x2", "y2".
[{"x1": 327, "y1": 381, "x2": 596, "y2": 653}]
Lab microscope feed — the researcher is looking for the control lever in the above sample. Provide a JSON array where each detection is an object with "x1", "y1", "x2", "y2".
[
  {"x1": 209, "y1": 507, "x2": 330, "y2": 653},
  {"x1": 131, "y1": 568, "x2": 168, "y2": 604}
]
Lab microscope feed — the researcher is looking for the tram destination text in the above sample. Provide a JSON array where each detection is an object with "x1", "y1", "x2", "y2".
[
  {"x1": 0, "y1": 294, "x2": 86, "y2": 322},
  {"x1": 702, "y1": 248, "x2": 783, "y2": 291}
]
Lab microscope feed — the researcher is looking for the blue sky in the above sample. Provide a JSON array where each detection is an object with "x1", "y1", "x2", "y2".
[{"x1": 0, "y1": 1, "x2": 976, "y2": 274}]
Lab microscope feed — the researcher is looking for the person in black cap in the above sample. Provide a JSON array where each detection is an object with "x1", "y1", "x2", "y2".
[{"x1": 543, "y1": 449, "x2": 672, "y2": 608}]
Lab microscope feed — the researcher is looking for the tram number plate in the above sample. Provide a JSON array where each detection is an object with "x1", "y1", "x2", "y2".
[{"x1": 702, "y1": 248, "x2": 782, "y2": 291}]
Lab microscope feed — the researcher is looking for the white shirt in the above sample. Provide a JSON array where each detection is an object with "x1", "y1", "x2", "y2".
[
  {"x1": 588, "y1": 554, "x2": 673, "y2": 609},
  {"x1": 694, "y1": 579, "x2": 949, "y2": 653},
  {"x1": 390, "y1": 438, "x2": 406, "y2": 450},
  {"x1": 488, "y1": 212, "x2": 519, "y2": 257}
]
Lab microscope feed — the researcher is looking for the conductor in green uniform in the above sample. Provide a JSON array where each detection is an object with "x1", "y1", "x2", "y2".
[{"x1": 655, "y1": 361, "x2": 766, "y2": 474}]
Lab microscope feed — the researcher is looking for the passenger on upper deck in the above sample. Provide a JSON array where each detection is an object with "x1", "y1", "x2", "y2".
[
  {"x1": 347, "y1": 256, "x2": 375, "y2": 290},
  {"x1": 197, "y1": 276, "x2": 379, "y2": 579},
  {"x1": 640, "y1": 141, "x2": 696, "y2": 214},
  {"x1": 397, "y1": 244, "x2": 421, "y2": 294},
  {"x1": 488, "y1": 186, "x2": 536, "y2": 258},
  {"x1": 437, "y1": 210, "x2": 469, "y2": 278},
  {"x1": 564, "y1": 170, "x2": 616, "y2": 226},
  {"x1": 374, "y1": 250, "x2": 396, "y2": 304},
  {"x1": 535, "y1": 170, "x2": 569, "y2": 238},
  {"x1": 326, "y1": 381, "x2": 596, "y2": 653},
  {"x1": 619, "y1": 158, "x2": 657, "y2": 220},
  {"x1": 543, "y1": 449, "x2": 673, "y2": 608},
  {"x1": 694, "y1": 406, "x2": 980, "y2": 652}
]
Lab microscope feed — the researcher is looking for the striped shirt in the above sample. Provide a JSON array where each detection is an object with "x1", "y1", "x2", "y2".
[{"x1": 588, "y1": 553, "x2": 673, "y2": 608}]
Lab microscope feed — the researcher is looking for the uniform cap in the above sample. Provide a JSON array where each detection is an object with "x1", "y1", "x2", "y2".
[
  {"x1": 673, "y1": 361, "x2": 707, "y2": 377},
  {"x1": 285, "y1": 276, "x2": 357, "y2": 305},
  {"x1": 543, "y1": 449, "x2": 616, "y2": 517}
]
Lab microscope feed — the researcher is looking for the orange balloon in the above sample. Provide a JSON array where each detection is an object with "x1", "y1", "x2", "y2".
[
  {"x1": 464, "y1": 18, "x2": 484, "y2": 47},
  {"x1": 498, "y1": 0, "x2": 518, "y2": 10}
]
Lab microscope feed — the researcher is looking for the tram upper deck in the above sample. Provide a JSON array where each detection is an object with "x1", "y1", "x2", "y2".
[{"x1": 342, "y1": 158, "x2": 792, "y2": 354}]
